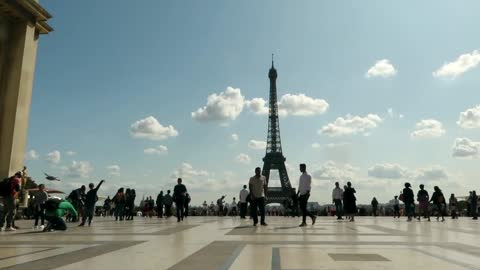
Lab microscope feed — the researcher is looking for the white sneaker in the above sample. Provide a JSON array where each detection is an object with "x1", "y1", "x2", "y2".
[
  {"x1": 5, "y1": 227, "x2": 16, "y2": 231},
  {"x1": 39, "y1": 225, "x2": 45, "y2": 230}
]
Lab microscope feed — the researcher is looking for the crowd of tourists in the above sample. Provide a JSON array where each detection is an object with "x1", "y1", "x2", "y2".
[{"x1": 1, "y1": 164, "x2": 479, "y2": 232}]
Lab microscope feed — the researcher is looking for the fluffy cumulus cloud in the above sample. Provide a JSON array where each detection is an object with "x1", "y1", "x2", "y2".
[
  {"x1": 452, "y1": 137, "x2": 480, "y2": 158},
  {"x1": 130, "y1": 116, "x2": 178, "y2": 141},
  {"x1": 410, "y1": 119, "x2": 446, "y2": 139},
  {"x1": 46, "y1": 150, "x2": 61, "y2": 164},
  {"x1": 246, "y1": 98, "x2": 269, "y2": 115},
  {"x1": 192, "y1": 87, "x2": 245, "y2": 122},
  {"x1": 235, "y1": 153, "x2": 251, "y2": 164},
  {"x1": 107, "y1": 165, "x2": 121, "y2": 176},
  {"x1": 278, "y1": 94, "x2": 329, "y2": 116},
  {"x1": 433, "y1": 50, "x2": 480, "y2": 79},
  {"x1": 368, "y1": 163, "x2": 409, "y2": 179},
  {"x1": 414, "y1": 166, "x2": 448, "y2": 181},
  {"x1": 231, "y1": 134, "x2": 239, "y2": 141},
  {"x1": 366, "y1": 59, "x2": 397, "y2": 78},
  {"x1": 65, "y1": 161, "x2": 93, "y2": 178},
  {"x1": 248, "y1": 140, "x2": 267, "y2": 150},
  {"x1": 144, "y1": 145, "x2": 168, "y2": 155},
  {"x1": 457, "y1": 105, "x2": 480, "y2": 129},
  {"x1": 171, "y1": 163, "x2": 209, "y2": 179},
  {"x1": 247, "y1": 94, "x2": 329, "y2": 117},
  {"x1": 319, "y1": 114, "x2": 382, "y2": 136},
  {"x1": 312, "y1": 161, "x2": 357, "y2": 181},
  {"x1": 25, "y1": 149, "x2": 39, "y2": 160}
]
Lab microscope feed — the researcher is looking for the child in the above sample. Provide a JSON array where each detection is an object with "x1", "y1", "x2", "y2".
[{"x1": 33, "y1": 184, "x2": 48, "y2": 230}]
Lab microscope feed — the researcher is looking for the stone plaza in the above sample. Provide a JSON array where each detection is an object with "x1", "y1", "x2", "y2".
[{"x1": 0, "y1": 216, "x2": 479, "y2": 269}]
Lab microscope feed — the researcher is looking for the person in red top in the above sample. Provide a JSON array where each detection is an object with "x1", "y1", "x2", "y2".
[{"x1": 0, "y1": 172, "x2": 22, "y2": 231}]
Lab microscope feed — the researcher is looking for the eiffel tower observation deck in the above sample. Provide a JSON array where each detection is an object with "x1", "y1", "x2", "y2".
[{"x1": 262, "y1": 56, "x2": 296, "y2": 205}]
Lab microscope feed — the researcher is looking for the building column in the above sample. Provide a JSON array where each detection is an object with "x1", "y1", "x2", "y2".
[{"x1": 0, "y1": 21, "x2": 39, "y2": 178}]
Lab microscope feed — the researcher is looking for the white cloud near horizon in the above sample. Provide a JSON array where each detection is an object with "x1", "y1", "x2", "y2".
[
  {"x1": 26, "y1": 149, "x2": 39, "y2": 160},
  {"x1": 46, "y1": 150, "x2": 61, "y2": 165},
  {"x1": 231, "y1": 134, "x2": 239, "y2": 141},
  {"x1": 236, "y1": 153, "x2": 251, "y2": 164},
  {"x1": 312, "y1": 161, "x2": 357, "y2": 181},
  {"x1": 192, "y1": 87, "x2": 245, "y2": 122},
  {"x1": 144, "y1": 145, "x2": 168, "y2": 155},
  {"x1": 433, "y1": 50, "x2": 480, "y2": 79},
  {"x1": 130, "y1": 116, "x2": 178, "y2": 141},
  {"x1": 171, "y1": 163, "x2": 209, "y2": 179},
  {"x1": 366, "y1": 59, "x2": 397, "y2": 78},
  {"x1": 106, "y1": 165, "x2": 121, "y2": 176},
  {"x1": 410, "y1": 119, "x2": 446, "y2": 139},
  {"x1": 246, "y1": 98, "x2": 269, "y2": 115},
  {"x1": 319, "y1": 114, "x2": 382, "y2": 136},
  {"x1": 368, "y1": 163, "x2": 448, "y2": 181},
  {"x1": 65, "y1": 160, "x2": 93, "y2": 178},
  {"x1": 247, "y1": 94, "x2": 329, "y2": 117},
  {"x1": 248, "y1": 140, "x2": 267, "y2": 150},
  {"x1": 452, "y1": 137, "x2": 480, "y2": 158},
  {"x1": 457, "y1": 105, "x2": 480, "y2": 129}
]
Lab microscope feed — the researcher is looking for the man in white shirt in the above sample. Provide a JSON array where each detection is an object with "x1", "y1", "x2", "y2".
[
  {"x1": 332, "y1": 182, "x2": 344, "y2": 220},
  {"x1": 298, "y1": 164, "x2": 316, "y2": 227},
  {"x1": 249, "y1": 167, "x2": 268, "y2": 226},
  {"x1": 239, "y1": 185, "x2": 249, "y2": 219}
]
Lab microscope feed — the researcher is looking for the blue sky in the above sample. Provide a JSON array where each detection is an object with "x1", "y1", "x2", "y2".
[{"x1": 25, "y1": 0, "x2": 480, "y2": 204}]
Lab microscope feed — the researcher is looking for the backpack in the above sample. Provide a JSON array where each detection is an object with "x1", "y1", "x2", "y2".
[
  {"x1": 437, "y1": 194, "x2": 445, "y2": 204},
  {"x1": 399, "y1": 193, "x2": 404, "y2": 202},
  {"x1": 0, "y1": 178, "x2": 11, "y2": 197},
  {"x1": 45, "y1": 199, "x2": 61, "y2": 211}
]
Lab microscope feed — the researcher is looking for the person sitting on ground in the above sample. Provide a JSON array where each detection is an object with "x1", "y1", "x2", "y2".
[{"x1": 44, "y1": 199, "x2": 78, "y2": 232}]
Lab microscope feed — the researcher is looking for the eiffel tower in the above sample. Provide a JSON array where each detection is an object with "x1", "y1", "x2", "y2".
[{"x1": 262, "y1": 56, "x2": 295, "y2": 204}]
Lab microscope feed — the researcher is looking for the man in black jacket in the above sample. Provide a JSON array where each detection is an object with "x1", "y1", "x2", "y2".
[{"x1": 173, "y1": 178, "x2": 187, "y2": 222}]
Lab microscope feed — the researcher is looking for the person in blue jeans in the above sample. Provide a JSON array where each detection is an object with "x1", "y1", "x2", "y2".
[{"x1": 44, "y1": 200, "x2": 78, "y2": 232}]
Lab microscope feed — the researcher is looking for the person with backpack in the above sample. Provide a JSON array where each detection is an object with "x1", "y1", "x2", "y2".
[
  {"x1": 33, "y1": 184, "x2": 48, "y2": 230},
  {"x1": 0, "y1": 172, "x2": 22, "y2": 231},
  {"x1": 430, "y1": 186, "x2": 446, "y2": 222},
  {"x1": 79, "y1": 180, "x2": 105, "y2": 227},
  {"x1": 44, "y1": 199, "x2": 77, "y2": 232},
  {"x1": 417, "y1": 184, "x2": 430, "y2": 222}
]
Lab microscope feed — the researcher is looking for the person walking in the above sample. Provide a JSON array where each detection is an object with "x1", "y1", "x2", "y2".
[
  {"x1": 471, "y1": 190, "x2": 478, "y2": 220},
  {"x1": 393, "y1": 195, "x2": 401, "y2": 218},
  {"x1": 230, "y1": 197, "x2": 238, "y2": 216},
  {"x1": 33, "y1": 184, "x2": 48, "y2": 230},
  {"x1": 184, "y1": 193, "x2": 191, "y2": 218},
  {"x1": 449, "y1": 194, "x2": 458, "y2": 219},
  {"x1": 217, "y1": 196, "x2": 225, "y2": 216},
  {"x1": 239, "y1": 185, "x2": 249, "y2": 219},
  {"x1": 371, "y1": 197, "x2": 379, "y2": 217},
  {"x1": 163, "y1": 190, "x2": 173, "y2": 218},
  {"x1": 156, "y1": 191, "x2": 164, "y2": 218},
  {"x1": 430, "y1": 186, "x2": 446, "y2": 222},
  {"x1": 402, "y1": 183, "x2": 415, "y2": 222},
  {"x1": 173, "y1": 178, "x2": 187, "y2": 222},
  {"x1": 417, "y1": 184, "x2": 430, "y2": 222},
  {"x1": 0, "y1": 172, "x2": 21, "y2": 231},
  {"x1": 297, "y1": 164, "x2": 316, "y2": 227},
  {"x1": 113, "y1": 188, "x2": 126, "y2": 221},
  {"x1": 249, "y1": 167, "x2": 268, "y2": 226},
  {"x1": 332, "y1": 182, "x2": 344, "y2": 220},
  {"x1": 343, "y1": 182, "x2": 357, "y2": 222},
  {"x1": 79, "y1": 180, "x2": 105, "y2": 227}
]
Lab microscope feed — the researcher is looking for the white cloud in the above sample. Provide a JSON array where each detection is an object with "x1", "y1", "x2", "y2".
[
  {"x1": 247, "y1": 94, "x2": 329, "y2": 117},
  {"x1": 452, "y1": 137, "x2": 480, "y2": 158},
  {"x1": 319, "y1": 114, "x2": 382, "y2": 136},
  {"x1": 366, "y1": 59, "x2": 397, "y2": 78},
  {"x1": 410, "y1": 119, "x2": 446, "y2": 139},
  {"x1": 312, "y1": 161, "x2": 357, "y2": 181},
  {"x1": 246, "y1": 98, "x2": 269, "y2": 115},
  {"x1": 130, "y1": 116, "x2": 178, "y2": 141},
  {"x1": 25, "y1": 149, "x2": 39, "y2": 160},
  {"x1": 278, "y1": 94, "x2": 329, "y2": 116},
  {"x1": 311, "y1": 142, "x2": 350, "y2": 149},
  {"x1": 66, "y1": 160, "x2": 93, "y2": 178},
  {"x1": 368, "y1": 163, "x2": 409, "y2": 179},
  {"x1": 144, "y1": 145, "x2": 168, "y2": 155},
  {"x1": 387, "y1": 108, "x2": 404, "y2": 119},
  {"x1": 457, "y1": 105, "x2": 480, "y2": 129},
  {"x1": 414, "y1": 166, "x2": 448, "y2": 181},
  {"x1": 171, "y1": 163, "x2": 209, "y2": 179},
  {"x1": 311, "y1": 143, "x2": 321, "y2": 149},
  {"x1": 192, "y1": 87, "x2": 245, "y2": 122},
  {"x1": 248, "y1": 140, "x2": 267, "y2": 150},
  {"x1": 65, "y1": 151, "x2": 76, "y2": 156},
  {"x1": 106, "y1": 165, "x2": 121, "y2": 176},
  {"x1": 433, "y1": 50, "x2": 480, "y2": 79},
  {"x1": 231, "y1": 134, "x2": 239, "y2": 141},
  {"x1": 46, "y1": 150, "x2": 61, "y2": 164},
  {"x1": 235, "y1": 153, "x2": 251, "y2": 165}
]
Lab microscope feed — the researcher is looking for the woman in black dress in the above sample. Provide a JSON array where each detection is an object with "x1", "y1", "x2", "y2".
[{"x1": 343, "y1": 182, "x2": 357, "y2": 222}]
